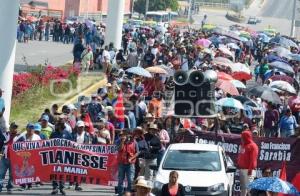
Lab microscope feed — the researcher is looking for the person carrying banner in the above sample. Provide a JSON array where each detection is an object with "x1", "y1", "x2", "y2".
[
  {"x1": 18, "y1": 123, "x2": 42, "y2": 191},
  {"x1": 50, "y1": 122, "x2": 73, "y2": 195},
  {"x1": 117, "y1": 130, "x2": 139, "y2": 196},
  {"x1": 0, "y1": 122, "x2": 23, "y2": 193},
  {"x1": 238, "y1": 130, "x2": 259, "y2": 196}
]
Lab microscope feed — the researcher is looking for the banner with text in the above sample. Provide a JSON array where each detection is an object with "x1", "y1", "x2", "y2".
[
  {"x1": 183, "y1": 132, "x2": 300, "y2": 192},
  {"x1": 9, "y1": 139, "x2": 119, "y2": 186}
]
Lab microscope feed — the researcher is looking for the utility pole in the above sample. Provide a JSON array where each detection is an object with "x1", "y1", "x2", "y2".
[
  {"x1": 188, "y1": 0, "x2": 193, "y2": 23},
  {"x1": 290, "y1": 0, "x2": 297, "y2": 37},
  {"x1": 145, "y1": 0, "x2": 149, "y2": 16}
]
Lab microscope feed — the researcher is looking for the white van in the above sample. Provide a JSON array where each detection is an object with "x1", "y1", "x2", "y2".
[{"x1": 151, "y1": 143, "x2": 236, "y2": 196}]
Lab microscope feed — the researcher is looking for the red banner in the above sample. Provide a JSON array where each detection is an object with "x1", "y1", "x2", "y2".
[{"x1": 9, "y1": 139, "x2": 119, "y2": 186}]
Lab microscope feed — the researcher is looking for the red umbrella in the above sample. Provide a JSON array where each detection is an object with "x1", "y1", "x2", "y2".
[
  {"x1": 269, "y1": 75, "x2": 294, "y2": 84},
  {"x1": 217, "y1": 72, "x2": 234, "y2": 81},
  {"x1": 232, "y1": 72, "x2": 252, "y2": 81},
  {"x1": 288, "y1": 96, "x2": 300, "y2": 112},
  {"x1": 216, "y1": 79, "x2": 239, "y2": 95}
]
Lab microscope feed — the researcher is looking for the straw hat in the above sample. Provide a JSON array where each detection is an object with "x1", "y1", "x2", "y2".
[{"x1": 135, "y1": 179, "x2": 152, "y2": 189}]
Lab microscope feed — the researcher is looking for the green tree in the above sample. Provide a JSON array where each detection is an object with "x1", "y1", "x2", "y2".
[{"x1": 134, "y1": 0, "x2": 179, "y2": 14}]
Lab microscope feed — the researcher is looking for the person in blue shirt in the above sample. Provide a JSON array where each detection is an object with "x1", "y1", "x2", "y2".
[
  {"x1": 279, "y1": 109, "x2": 298, "y2": 137},
  {"x1": 33, "y1": 123, "x2": 47, "y2": 140},
  {"x1": 49, "y1": 123, "x2": 73, "y2": 195}
]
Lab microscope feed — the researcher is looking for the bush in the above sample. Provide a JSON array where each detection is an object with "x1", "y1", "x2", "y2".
[{"x1": 13, "y1": 65, "x2": 80, "y2": 97}]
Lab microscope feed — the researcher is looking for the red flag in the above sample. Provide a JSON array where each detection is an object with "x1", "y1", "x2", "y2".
[
  {"x1": 291, "y1": 172, "x2": 300, "y2": 192},
  {"x1": 278, "y1": 161, "x2": 287, "y2": 196},
  {"x1": 83, "y1": 113, "x2": 94, "y2": 134},
  {"x1": 279, "y1": 161, "x2": 287, "y2": 181},
  {"x1": 114, "y1": 92, "x2": 125, "y2": 123}
]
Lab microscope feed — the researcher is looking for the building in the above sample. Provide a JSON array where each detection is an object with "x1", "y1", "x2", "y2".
[{"x1": 20, "y1": 0, "x2": 132, "y2": 21}]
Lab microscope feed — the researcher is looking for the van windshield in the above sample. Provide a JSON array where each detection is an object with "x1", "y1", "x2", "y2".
[{"x1": 162, "y1": 150, "x2": 221, "y2": 171}]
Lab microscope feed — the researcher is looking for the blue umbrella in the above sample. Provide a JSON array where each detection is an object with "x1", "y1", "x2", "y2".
[
  {"x1": 267, "y1": 55, "x2": 289, "y2": 64},
  {"x1": 269, "y1": 61, "x2": 295, "y2": 75},
  {"x1": 248, "y1": 177, "x2": 299, "y2": 194},
  {"x1": 126, "y1": 67, "x2": 152, "y2": 78},
  {"x1": 216, "y1": 98, "x2": 244, "y2": 109},
  {"x1": 258, "y1": 33, "x2": 270, "y2": 43},
  {"x1": 290, "y1": 54, "x2": 300, "y2": 62}
]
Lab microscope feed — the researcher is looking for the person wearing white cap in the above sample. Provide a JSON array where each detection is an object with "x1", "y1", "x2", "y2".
[{"x1": 69, "y1": 120, "x2": 90, "y2": 191}]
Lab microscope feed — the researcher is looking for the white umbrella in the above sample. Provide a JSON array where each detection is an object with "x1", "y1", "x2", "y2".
[
  {"x1": 231, "y1": 80, "x2": 246, "y2": 89},
  {"x1": 230, "y1": 63, "x2": 251, "y2": 73},
  {"x1": 269, "y1": 80, "x2": 296, "y2": 94},
  {"x1": 218, "y1": 46, "x2": 234, "y2": 58}
]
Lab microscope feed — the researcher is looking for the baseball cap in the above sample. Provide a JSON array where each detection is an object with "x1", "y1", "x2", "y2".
[
  {"x1": 68, "y1": 104, "x2": 77, "y2": 110},
  {"x1": 26, "y1": 123, "x2": 35, "y2": 130},
  {"x1": 41, "y1": 115, "x2": 49, "y2": 122},
  {"x1": 76, "y1": 120, "x2": 85, "y2": 127},
  {"x1": 34, "y1": 123, "x2": 42, "y2": 132}
]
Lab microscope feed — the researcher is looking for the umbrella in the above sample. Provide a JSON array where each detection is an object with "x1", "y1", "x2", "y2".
[
  {"x1": 269, "y1": 61, "x2": 295, "y2": 75},
  {"x1": 239, "y1": 31, "x2": 251, "y2": 39},
  {"x1": 212, "y1": 57, "x2": 233, "y2": 67},
  {"x1": 232, "y1": 96, "x2": 259, "y2": 108},
  {"x1": 247, "y1": 85, "x2": 282, "y2": 105},
  {"x1": 258, "y1": 33, "x2": 271, "y2": 43},
  {"x1": 270, "y1": 37, "x2": 298, "y2": 49},
  {"x1": 216, "y1": 98, "x2": 244, "y2": 109},
  {"x1": 269, "y1": 75, "x2": 294, "y2": 84},
  {"x1": 216, "y1": 80, "x2": 239, "y2": 95},
  {"x1": 267, "y1": 54, "x2": 288, "y2": 63},
  {"x1": 26, "y1": 15, "x2": 38, "y2": 22},
  {"x1": 126, "y1": 67, "x2": 152, "y2": 78},
  {"x1": 288, "y1": 96, "x2": 300, "y2": 112},
  {"x1": 248, "y1": 177, "x2": 298, "y2": 194},
  {"x1": 195, "y1": 38, "x2": 212, "y2": 48},
  {"x1": 290, "y1": 54, "x2": 300, "y2": 62},
  {"x1": 269, "y1": 80, "x2": 296, "y2": 94},
  {"x1": 227, "y1": 43, "x2": 240, "y2": 50},
  {"x1": 218, "y1": 47, "x2": 234, "y2": 58},
  {"x1": 230, "y1": 63, "x2": 251, "y2": 73},
  {"x1": 231, "y1": 80, "x2": 246, "y2": 89},
  {"x1": 232, "y1": 72, "x2": 252, "y2": 81},
  {"x1": 239, "y1": 36, "x2": 249, "y2": 42},
  {"x1": 159, "y1": 64, "x2": 174, "y2": 77},
  {"x1": 202, "y1": 23, "x2": 216, "y2": 31},
  {"x1": 273, "y1": 47, "x2": 292, "y2": 59},
  {"x1": 146, "y1": 66, "x2": 167, "y2": 74},
  {"x1": 217, "y1": 72, "x2": 234, "y2": 81}
]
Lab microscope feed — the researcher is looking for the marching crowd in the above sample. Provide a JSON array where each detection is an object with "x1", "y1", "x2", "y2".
[{"x1": 2, "y1": 15, "x2": 300, "y2": 196}]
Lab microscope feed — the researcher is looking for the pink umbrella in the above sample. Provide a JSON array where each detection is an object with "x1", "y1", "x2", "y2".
[
  {"x1": 216, "y1": 79, "x2": 239, "y2": 95},
  {"x1": 195, "y1": 38, "x2": 212, "y2": 48}
]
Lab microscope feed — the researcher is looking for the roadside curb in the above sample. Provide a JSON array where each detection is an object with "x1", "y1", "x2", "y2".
[{"x1": 59, "y1": 74, "x2": 107, "y2": 109}]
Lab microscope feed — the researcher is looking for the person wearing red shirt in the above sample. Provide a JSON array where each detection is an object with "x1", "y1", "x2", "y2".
[{"x1": 237, "y1": 130, "x2": 259, "y2": 196}]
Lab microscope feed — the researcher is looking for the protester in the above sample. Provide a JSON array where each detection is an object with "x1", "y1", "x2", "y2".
[
  {"x1": 238, "y1": 130, "x2": 259, "y2": 196},
  {"x1": 49, "y1": 122, "x2": 73, "y2": 195},
  {"x1": 135, "y1": 178, "x2": 154, "y2": 196},
  {"x1": 161, "y1": 171, "x2": 185, "y2": 196},
  {"x1": 0, "y1": 122, "x2": 23, "y2": 193},
  {"x1": 117, "y1": 130, "x2": 139, "y2": 196},
  {"x1": 279, "y1": 108, "x2": 298, "y2": 137},
  {"x1": 144, "y1": 124, "x2": 161, "y2": 181}
]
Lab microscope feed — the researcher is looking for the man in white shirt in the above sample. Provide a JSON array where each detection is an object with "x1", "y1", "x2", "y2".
[{"x1": 102, "y1": 46, "x2": 111, "y2": 74}]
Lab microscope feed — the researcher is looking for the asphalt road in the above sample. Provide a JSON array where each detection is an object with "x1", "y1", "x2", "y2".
[
  {"x1": 260, "y1": 0, "x2": 293, "y2": 19},
  {"x1": 15, "y1": 41, "x2": 73, "y2": 72},
  {"x1": 193, "y1": 0, "x2": 294, "y2": 36},
  {"x1": 0, "y1": 183, "x2": 115, "y2": 195}
]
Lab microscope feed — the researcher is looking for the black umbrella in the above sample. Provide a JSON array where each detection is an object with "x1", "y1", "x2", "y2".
[
  {"x1": 232, "y1": 96, "x2": 259, "y2": 108},
  {"x1": 247, "y1": 86, "x2": 282, "y2": 105}
]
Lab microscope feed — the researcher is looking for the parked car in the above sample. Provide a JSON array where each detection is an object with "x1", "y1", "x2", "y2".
[
  {"x1": 248, "y1": 16, "x2": 260, "y2": 24},
  {"x1": 152, "y1": 143, "x2": 236, "y2": 196}
]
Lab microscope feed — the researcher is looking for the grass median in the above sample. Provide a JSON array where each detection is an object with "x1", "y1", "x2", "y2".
[{"x1": 10, "y1": 69, "x2": 104, "y2": 129}]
